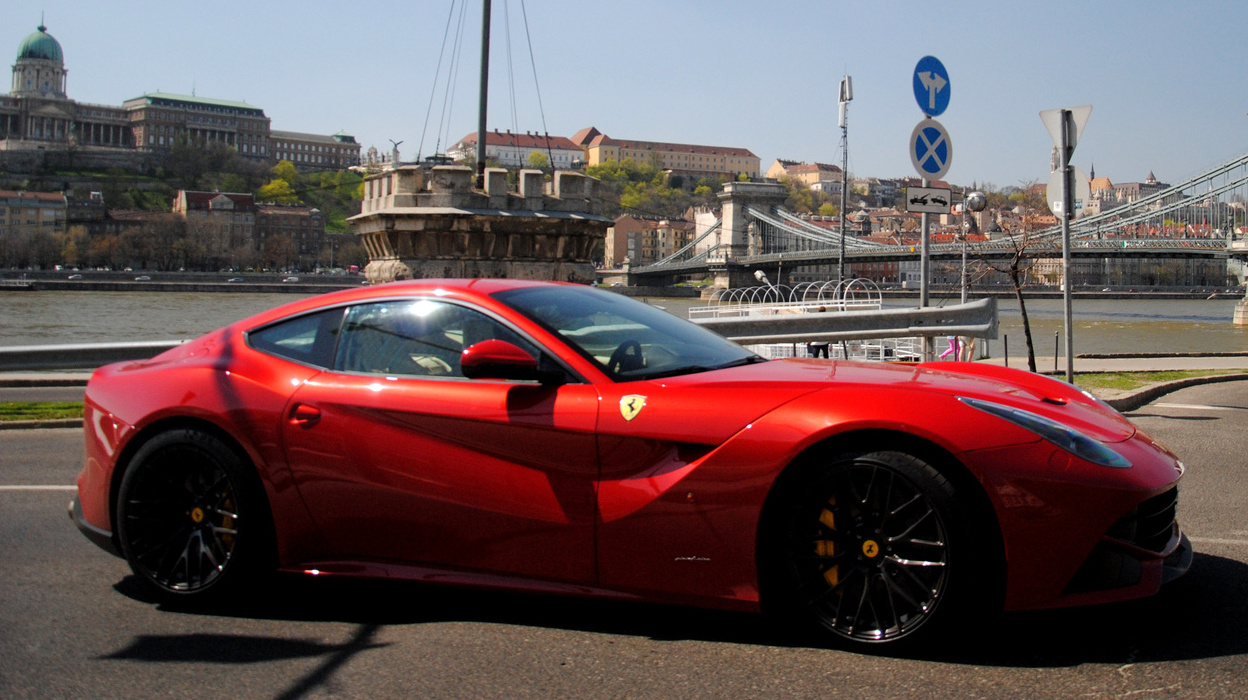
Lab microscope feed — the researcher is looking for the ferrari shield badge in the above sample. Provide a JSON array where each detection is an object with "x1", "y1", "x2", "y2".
[{"x1": 620, "y1": 394, "x2": 647, "y2": 421}]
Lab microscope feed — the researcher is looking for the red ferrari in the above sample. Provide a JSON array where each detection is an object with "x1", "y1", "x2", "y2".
[{"x1": 71, "y1": 279, "x2": 1191, "y2": 648}]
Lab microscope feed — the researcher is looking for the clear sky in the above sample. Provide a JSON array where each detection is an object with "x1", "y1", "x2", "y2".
[{"x1": 6, "y1": 1, "x2": 1246, "y2": 191}]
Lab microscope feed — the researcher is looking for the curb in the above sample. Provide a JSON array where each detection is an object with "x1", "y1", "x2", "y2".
[
  {"x1": 0, "y1": 377, "x2": 90, "y2": 388},
  {"x1": 0, "y1": 418, "x2": 83, "y2": 431},
  {"x1": 1104, "y1": 373, "x2": 1248, "y2": 413}
]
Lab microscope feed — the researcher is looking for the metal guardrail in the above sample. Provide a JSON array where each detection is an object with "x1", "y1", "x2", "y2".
[
  {"x1": 691, "y1": 298, "x2": 998, "y2": 345},
  {"x1": 3, "y1": 299, "x2": 998, "y2": 372},
  {"x1": 0, "y1": 341, "x2": 185, "y2": 372},
  {"x1": 3, "y1": 299, "x2": 999, "y2": 372}
]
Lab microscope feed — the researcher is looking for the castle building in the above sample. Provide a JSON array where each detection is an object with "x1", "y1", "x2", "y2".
[{"x1": 0, "y1": 21, "x2": 358, "y2": 171}]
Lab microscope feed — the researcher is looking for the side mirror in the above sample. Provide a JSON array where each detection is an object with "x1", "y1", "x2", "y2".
[{"x1": 461, "y1": 339, "x2": 552, "y2": 382}]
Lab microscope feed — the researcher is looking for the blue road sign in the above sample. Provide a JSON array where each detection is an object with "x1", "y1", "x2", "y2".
[
  {"x1": 913, "y1": 56, "x2": 950, "y2": 117},
  {"x1": 910, "y1": 119, "x2": 952, "y2": 181}
]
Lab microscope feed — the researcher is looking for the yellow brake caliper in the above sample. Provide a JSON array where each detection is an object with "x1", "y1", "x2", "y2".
[{"x1": 815, "y1": 497, "x2": 838, "y2": 586}]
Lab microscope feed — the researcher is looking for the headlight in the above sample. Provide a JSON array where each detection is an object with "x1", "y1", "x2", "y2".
[{"x1": 959, "y1": 396, "x2": 1132, "y2": 469}]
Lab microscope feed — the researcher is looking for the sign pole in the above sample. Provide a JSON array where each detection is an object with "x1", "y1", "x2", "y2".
[
  {"x1": 920, "y1": 178, "x2": 932, "y2": 361},
  {"x1": 1060, "y1": 109, "x2": 1074, "y2": 382},
  {"x1": 909, "y1": 55, "x2": 951, "y2": 364}
]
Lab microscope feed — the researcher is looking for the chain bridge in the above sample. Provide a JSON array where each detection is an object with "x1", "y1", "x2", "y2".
[{"x1": 615, "y1": 150, "x2": 1248, "y2": 289}]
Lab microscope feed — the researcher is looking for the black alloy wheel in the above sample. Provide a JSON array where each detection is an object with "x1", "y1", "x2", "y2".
[
  {"x1": 116, "y1": 428, "x2": 269, "y2": 603},
  {"x1": 771, "y1": 450, "x2": 968, "y2": 646}
]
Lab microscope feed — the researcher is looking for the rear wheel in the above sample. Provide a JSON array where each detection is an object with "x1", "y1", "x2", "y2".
[
  {"x1": 116, "y1": 428, "x2": 271, "y2": 604},
  {"x1": 766, "y1": 450, "x2": 980, "y2": 647}
]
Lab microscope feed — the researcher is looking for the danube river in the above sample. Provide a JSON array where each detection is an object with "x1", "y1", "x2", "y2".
[{"x1": 0, "y1": 290, "x2": 1245, "y2": 357}]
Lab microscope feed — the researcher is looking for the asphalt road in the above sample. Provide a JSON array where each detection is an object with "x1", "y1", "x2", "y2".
[
  {"x1": 2, "y1": 384, "x2": 1246, "y2": 699},
  {"x1": 0, "y1": 385, "x2": 86, "y2": 403}
]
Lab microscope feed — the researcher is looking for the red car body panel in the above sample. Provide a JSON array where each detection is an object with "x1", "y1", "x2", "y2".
[{"x1": 74, "y1": 279, "x2": 1188, "y2": 615}]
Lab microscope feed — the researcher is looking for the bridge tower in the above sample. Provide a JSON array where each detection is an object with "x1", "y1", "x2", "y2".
[{"x1": 712, "y1": 181, "x2": 787, "y2": 288}]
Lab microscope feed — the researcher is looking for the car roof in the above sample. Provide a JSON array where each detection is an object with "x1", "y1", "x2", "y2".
[{"x1": 237, "y1": 278, "x2": 582, "y2": 329}]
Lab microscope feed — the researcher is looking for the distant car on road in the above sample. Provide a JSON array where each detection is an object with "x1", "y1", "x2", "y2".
[
  {"x1": 282, "y1": 276, "x2": 299, "y2": 283},
  {"x1": 228, "y1": 278, "x2": 244, "y2": 283},
  {"x1": 67, "y1": 274, "x2": 83, "y2": 280},
  {"x1": 134, "y1": 275, "x2": 151, "y2": 281}
]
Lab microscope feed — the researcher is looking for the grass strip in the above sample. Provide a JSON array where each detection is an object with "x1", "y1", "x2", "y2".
[
  {"x1": 0, "y1": 401, "x2": 84, "y2": 421},
  {"x1": 1074, "y1": 369, "x2": 1248, "y2": 392}
]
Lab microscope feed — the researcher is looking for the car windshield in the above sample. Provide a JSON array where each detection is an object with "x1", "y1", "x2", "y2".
[{"x1": 495, "y1": 285, "x2": 762, "y2": 381}]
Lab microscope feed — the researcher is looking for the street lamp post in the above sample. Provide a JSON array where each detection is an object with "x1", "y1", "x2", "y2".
[{"x1": 962, "y1": 191, "x2": 987, "y2": 304}]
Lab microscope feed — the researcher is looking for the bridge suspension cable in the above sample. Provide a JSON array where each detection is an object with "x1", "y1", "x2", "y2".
[
  {"x1": 744, "y1": 206, "x2": 886, "y2": 252},
  {"x1": 649, "y1": 220, "x2": 721, "y2": 267}
]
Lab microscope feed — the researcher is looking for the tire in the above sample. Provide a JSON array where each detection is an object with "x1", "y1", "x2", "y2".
[
  {"x1": 764, "y1": 450, "x2": 983, "y2": 647},
  {"x1": 116, "y1": 428, "x2": 272, "y2": 605}
]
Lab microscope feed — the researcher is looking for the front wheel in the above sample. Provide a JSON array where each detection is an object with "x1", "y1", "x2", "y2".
[
  {"x1": 764, "y1": 450, "x2": 983, "y2": 647},
  {"x1": 116, "y1": 428, "x2": 271, "y2": 604}
]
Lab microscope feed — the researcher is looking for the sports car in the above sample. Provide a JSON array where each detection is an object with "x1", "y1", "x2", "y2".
[{"x1": 71, "y1": 279, "x2": 1192, "y2": 648}]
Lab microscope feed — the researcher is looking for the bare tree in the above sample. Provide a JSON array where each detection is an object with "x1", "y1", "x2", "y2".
[{"x1": 967, "y1": 182, "x2": 1055, "y2": 373}]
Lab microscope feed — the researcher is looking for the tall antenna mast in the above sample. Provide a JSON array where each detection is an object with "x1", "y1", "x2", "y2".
[{"x1": 838, "y1": 75, "x2": 852, "y2": 284}]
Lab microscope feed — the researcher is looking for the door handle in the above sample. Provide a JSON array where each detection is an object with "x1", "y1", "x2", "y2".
[{"x1": 289, "y1": 403, "x2": 322, "y2": 427}]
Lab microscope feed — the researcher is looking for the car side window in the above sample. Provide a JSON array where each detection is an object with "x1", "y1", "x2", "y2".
[
  {"x1": 334, "y1": 299, "x2": 537, "y2": 379},
  {"x1": 248, "y1": 307, "x2": 345, "y2": 368}
]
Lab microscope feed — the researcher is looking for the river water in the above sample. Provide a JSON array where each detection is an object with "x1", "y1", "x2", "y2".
[{"x1": 1, "y1": 290, "x2": 1245, "y2": 356}]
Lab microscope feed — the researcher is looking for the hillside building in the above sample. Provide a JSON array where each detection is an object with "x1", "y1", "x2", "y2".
[
  {"x1": 0, "y1": 189, "x2": 66, "y2": 236},
  {"x1": 0, "y1": 21, "x2": 358, "y2": 172},
  {"x1": 447, "y1": 130, "x2": 583, "y2": 170},
  {"x1": 575, "y1": 126, "x2": 759, "y2": 180}
]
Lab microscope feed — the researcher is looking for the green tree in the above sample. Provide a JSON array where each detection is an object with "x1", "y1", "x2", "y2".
[
  {"x1": 258, "y1": 178, "x2": 300, "y2": 204},
  {"x1": 272, "y1": 160, "x2": 301, "y2": 185},
  {"x1": 526, "y1": 150, "x2": 550, "y2": 170}
]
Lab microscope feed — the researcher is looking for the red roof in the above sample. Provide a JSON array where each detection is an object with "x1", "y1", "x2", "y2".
[
  {"x1": 569, "y1": 126, "x2": 602, "y2": 147},
  {"x1": 457, "y1": 131, "x2": 581, "y2": 151},
  {"x1": 0, "y1": 190, "x2": 66, "y2": 203}
]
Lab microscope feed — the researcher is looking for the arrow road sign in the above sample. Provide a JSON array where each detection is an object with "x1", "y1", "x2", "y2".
[
  {"x1": 910, "y1": 119, "x2": 953, "y2": 181},
  {"x1": 913, "y1": 56, "x2": 950, "y2": 117}
]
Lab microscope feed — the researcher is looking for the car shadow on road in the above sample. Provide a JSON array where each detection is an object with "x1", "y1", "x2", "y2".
[{"x1": 113, "y1": 551, "x2": 1245, "y2": 667}]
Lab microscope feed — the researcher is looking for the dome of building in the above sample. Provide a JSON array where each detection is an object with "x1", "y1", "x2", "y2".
[{"x1": 17, "y1": 24, "x2": 63, "y2": 63}]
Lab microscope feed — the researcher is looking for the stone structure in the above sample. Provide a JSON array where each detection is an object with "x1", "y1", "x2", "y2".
[
  {"x1": 698, "y1": 181, "x2": 788, "y2": 289},
  {"x1": 349, "y1": 165, "x2": 610, "y2": 284}
]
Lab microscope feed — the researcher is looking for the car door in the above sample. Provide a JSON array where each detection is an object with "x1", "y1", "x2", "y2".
[{"x1": 280, "y1": 297, "x2": 601, "y2": 584}]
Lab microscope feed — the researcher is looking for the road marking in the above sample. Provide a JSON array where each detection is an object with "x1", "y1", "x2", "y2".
[
  {"x1": 1154, "y1": 403, "x2": 1247, "y2": 412},
  {"x1": 0, "y1": 485, "x2": 77, "y2": 491},
  {"x1": 1189, "y1": 536, "x2": 1248, "y2": 547}
]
